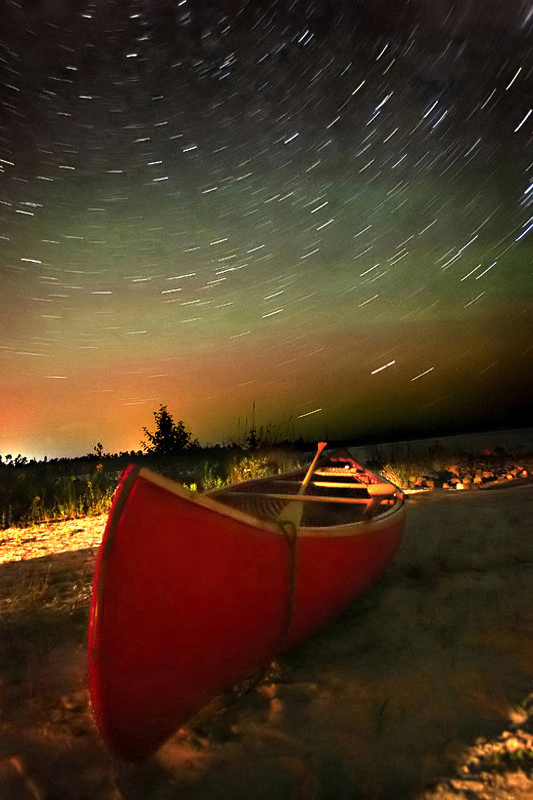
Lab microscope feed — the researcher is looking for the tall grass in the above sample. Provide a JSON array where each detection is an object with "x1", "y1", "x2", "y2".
[
  {"x1": 2, "y1": 441, "x2": 525, "y2": 527},
  {"x1": 0, "y1": 463, "x2": 118, "y2": 528},
  {"x1": 0, "y1": 447, "x2": 305, "y2": 528}
]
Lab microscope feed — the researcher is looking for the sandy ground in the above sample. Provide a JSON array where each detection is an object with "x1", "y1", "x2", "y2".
[
  {"x1": 0, "y1": 482, "x2": 532, "y2": 800},
  {"x1": 0, "y1": 515, "x2": 107, "y2": 566}
]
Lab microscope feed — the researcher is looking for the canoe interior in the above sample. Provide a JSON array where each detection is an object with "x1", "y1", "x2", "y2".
[{"x1": 208, "y1": 457, "x2": 402, "y2": 529}]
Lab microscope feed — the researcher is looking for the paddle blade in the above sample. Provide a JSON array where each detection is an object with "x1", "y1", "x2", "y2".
[
  {"x1": 279, "y1": 442, "x2": 328, "y2": 528},
  {"x1": 278, "y1": 500, "x2": 304, "y2": 529}
]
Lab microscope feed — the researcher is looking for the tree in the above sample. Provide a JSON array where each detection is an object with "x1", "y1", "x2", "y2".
[
  {"x1": 142, "y1": 405, "x2": 199, "y2": 455},
  {"x1": 245, "y1": 427, "x2": 260, "y2": 450}
]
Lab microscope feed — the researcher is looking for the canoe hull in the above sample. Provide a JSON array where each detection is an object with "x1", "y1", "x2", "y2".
[
  {"x1": 282, "y1": 518, "x2": 406, "y2": 650},
  {"x1": 88, "y1": 463, "x2": 405, "y2": 759}
]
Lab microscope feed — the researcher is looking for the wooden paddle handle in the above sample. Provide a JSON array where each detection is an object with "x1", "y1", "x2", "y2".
[{"x1": 299, "y1": 442, "x2": 328, "y2": 495}]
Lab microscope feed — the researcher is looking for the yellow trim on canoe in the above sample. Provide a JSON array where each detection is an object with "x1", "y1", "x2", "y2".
[{"x1": 133, "y1": 467, "x2": 405, "y2": 539}]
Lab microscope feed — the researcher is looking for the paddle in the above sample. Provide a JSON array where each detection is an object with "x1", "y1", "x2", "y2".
[{"x1": 278, "y1": 441, "x2": 328, "y2": 529}]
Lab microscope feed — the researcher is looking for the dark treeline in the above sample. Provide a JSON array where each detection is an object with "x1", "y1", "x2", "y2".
[
  {"x1": 0, "y1": 404, "x2": 310, "y2": 528},
  {"x1": 0, "y1": 443, "x2": 309, "y2": 529}
]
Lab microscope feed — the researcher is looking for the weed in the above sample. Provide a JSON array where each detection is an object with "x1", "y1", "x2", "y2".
[
  {"x1": 200, "y1": 464, "x2": 226, "y2": 491},
  {"x1": 380, "y1": 463, "x2": 416, "y2": 490},
  {"x1": 229, "y1": 455, "x2": 272, "y2": 483},
  {"x1": 9, "y1": 568, "x2": 53, "y2": 611}
]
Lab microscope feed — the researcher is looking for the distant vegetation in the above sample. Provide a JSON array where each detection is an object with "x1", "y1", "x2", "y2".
[
  {"x1": 0, "y1": 446, "x2": 309, "y2": 529},
  {"x1": 0, "y1": 404, "x2": 307, "y2": 528},
  {"x1": 1, "y1": 405, "x2": 531, "y2": 528}
]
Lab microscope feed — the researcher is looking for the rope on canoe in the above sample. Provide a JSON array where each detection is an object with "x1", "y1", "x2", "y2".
[
  {"x1": 277, "y1": 518, "x2": 298, "y2": 648},
  {"x1": 216, "y1": 491, "x2": 299, "y2": 646}
]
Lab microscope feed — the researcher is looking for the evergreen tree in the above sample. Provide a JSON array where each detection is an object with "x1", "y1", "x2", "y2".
[
  {"x1": 245, "y1": 427, "x2": 260, "y2": 450},
  {"x1": 142, "y1": 405, "x2": 199, "y2": 454}
]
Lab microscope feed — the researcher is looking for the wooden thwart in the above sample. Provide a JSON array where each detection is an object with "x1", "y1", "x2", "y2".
[
  {"x1": 313, "y1": 480, "x2": 376, "y2": 490},
  {"x1": 224, "y1": 492, "x2": 393, "y2": 505},
  {"x1": 262, "y1": 479, "x2": 372, "y2": 490}
]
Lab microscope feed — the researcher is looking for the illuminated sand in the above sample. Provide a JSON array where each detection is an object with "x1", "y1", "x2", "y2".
[
  {"x1": 0, "y1": 515, "x2": 107, "y2": 565},
  {"x1": 0, "y1": 481, "x2": 532, "y2": 799}
]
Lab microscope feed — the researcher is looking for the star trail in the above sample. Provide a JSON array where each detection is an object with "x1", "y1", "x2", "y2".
[{"x1": 1, "y1": 1, "x2": 533, "y2": 458}]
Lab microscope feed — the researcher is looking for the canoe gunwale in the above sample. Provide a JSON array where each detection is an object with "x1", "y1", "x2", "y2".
[
  {"x1": 131, "y1": 466, "x2": 405, "y2": 539},
  {"x1": 89, "y1": 463, "x2": 142, "y2": 656}
]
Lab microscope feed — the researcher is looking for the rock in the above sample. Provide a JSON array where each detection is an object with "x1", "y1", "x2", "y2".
[
  {"x1": 278, "y1": 755, "x2": 320, "y2": 800},
  {"x1": 61, "y1": 690, "x2": 88, "y2": 712},
  {"x1": 258, "y1": 683, "x2": 277, "y2": 700},
  {"x1": 105, "y1": 789, "x2": 125, "y2": 800},
  {"x1": 0, "y1": 756, "x2": 44, "y2": 800}
]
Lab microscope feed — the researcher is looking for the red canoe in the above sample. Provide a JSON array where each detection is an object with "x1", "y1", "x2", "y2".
[{"x1": 88, "y1": 448, "x2": 406, "y2": 760}]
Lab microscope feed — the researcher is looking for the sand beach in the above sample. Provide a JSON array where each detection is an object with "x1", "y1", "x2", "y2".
[{"x1": 0, "y1": 478, "x2": 532, "y2": 799}]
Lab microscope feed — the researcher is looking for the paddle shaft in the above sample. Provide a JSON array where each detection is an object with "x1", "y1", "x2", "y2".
[
  {"x1": 298, "y1": 442, "x2": 328, "y2": 495},
  {"x1": 276, "y1": 442, "x2": 328, "y2": 530}
]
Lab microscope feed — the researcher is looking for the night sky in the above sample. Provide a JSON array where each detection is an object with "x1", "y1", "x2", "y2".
[{"x1": 2, "y1": 0, "x2": 533, "y2": 459}]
